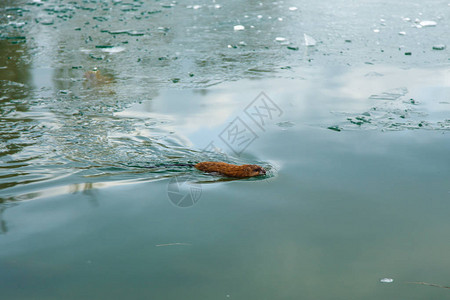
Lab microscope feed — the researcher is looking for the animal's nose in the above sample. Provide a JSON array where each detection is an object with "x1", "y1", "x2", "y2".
[{"x1": 260, "y1": 168, "x2": 266, "y2": 175}]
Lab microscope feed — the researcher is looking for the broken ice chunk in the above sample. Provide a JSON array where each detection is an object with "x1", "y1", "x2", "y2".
[{"x1": 304, "y1": 33, "x2": 316, "y2": 46}]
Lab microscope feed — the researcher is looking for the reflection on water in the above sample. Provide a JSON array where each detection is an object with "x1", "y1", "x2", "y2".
[
  {"x1": 0, "y1": 15, "x2": 37, "y2": 195},
  {"x1": 1, "y1": 65, "x2": 448, "y2": 208},
  {"x1": 1, "y1": 62, "x2": 450, "y2": 202},
  {"x1": 0, "y1": 205, "x2": 9, "y2": 234}
]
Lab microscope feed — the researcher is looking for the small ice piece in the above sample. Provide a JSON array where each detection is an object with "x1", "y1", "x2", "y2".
[
  {"x1": 214, "y1": 4, "x2": 221, "y2": 9},
  {"x1": 192, "y1": 5, "x2": 201, "y2": 9},
  {"x1": 127, "y1": 30, "x2": 144, "y2": 36},
  {"x1": 40, "y1": 18, "x2": 55, "y2": 25},
  {"x1": 278, "y1": 17, "x2": 283, "y2": 21},
  {"x1": 420, "y1": 20, "x2": 437, "y2": 27},
  {"x1": 275, "y1": 37, "x2": 286, "y2": 42},
  {"x1": 304, "y1": 33, "x2": 316, "y2": 46},
  {"x1": 277, "y1": 121, "x2": 295, "y2": 128},
  {"x1": 102, "y1": 47, "x2": 126, "y2": 53},
  {"x1": 257, "y1": 15, "x2": 263, "y2": 19},
  {"x1": 398, "y1": 31, "x2": 406, "y2": 35},
  {"x1": 365, "y1": 71, "x2": 384, "y2": 77},
  {"x1": 402, "y1": 17, "x2": 411, "y2": 22},
  {"x1": 233, "y1": 25, "x2": 245, "y2": 31},
  {"x1": 327, "y1": 125, "x2": 341, "y2": 132},
  {"x1": 380, "y1": 278, "x2": 394, "y2": 283},
  {"x1": 432, "y1": 44, "x2": 446, "y2": 50},
  {"x1": 8, "y1": 21, "x2": 26, "y2": 28},
  {"x1": 373, "y1": 29, "x2": 380, "y2": 33},
  {"x1": 289, "y1": 7, "x2": 298, "y2": 11}
]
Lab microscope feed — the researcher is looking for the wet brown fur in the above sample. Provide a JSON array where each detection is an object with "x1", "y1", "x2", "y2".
[{"x1": 194, "y1": 162, "x2": 266, "y2": 178}]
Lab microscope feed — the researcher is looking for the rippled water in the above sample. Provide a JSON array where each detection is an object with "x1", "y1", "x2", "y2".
[{"x1": 1, "y1": 0, "x2": 450, "y2": 299}]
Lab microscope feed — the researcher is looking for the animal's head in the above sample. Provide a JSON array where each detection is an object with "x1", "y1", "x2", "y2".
[{"x1": 242, "y1": 164, "x2": 267, "y2": 177}]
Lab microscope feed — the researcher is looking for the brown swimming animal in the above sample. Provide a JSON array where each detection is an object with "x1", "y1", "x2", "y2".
[
  {"x1": 136, "y1": 161, "x2": 267, "y2": 178},
  {"x1": 194, "y1": 161, "x2": 266, "y2": 178}
]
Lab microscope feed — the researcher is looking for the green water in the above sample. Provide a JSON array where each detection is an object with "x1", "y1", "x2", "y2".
[{"x1": 1, "y1": 0, "x2": 450, "y2": 299}]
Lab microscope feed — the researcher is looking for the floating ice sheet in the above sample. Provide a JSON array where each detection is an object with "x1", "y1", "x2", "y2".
[{"x1": 369, "y1": 87, "x2": 408, "y2": 101}]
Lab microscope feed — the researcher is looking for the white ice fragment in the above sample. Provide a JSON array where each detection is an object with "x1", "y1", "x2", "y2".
[
  {"x1": 278, "y1": 17, "x2": 283, "y2": 21},
  {"x1": 380, "y1": 278, "x2": 394, "y2": 283},
  {"x1": 289, "y1": 7, "x2": 298, "y2": 11},
  {"x1": 419, "y1": 20, "x2": 437, "y2": 27},
  {"x1": 275, "y1": 37, "x2": 286, "y2": 42},
  {"x1": 257, "y1": 15, "x2": 263, "y2": 19},
  {"x1": 304, "y1": 33, "x2": 316, "y2": 46},
  {"x1": 193, "y1": 5, "x2": 201, "y2": 9},
  {"x1": 8, "y1": 21, "x2": 26, "y2": 28},
  {"x1": 373, "y1": 29, "x2": 380, "y2": 33},
  {"x1": 398, "y1": 31, "x2": 406, "y2": 35},
  {"x1": 402, "y1": 17, "x2": 411, "y2": 22},
  {"x1": 102, "y1": 47, "x2": 126, "y2": 53},
  {"x1": 233, "y1": 25, "x2": 245, "y2": 31},
  {"x1": 432, "y1": 44, "x2": 446, "y2": 50},
  {"x1": 214, "y1": 4, "x2": 221, "y2": 9}
]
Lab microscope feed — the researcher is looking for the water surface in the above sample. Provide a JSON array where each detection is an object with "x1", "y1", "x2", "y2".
[{"x1": 1, "y1": 0, "x2": 449, "y2": 299}]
